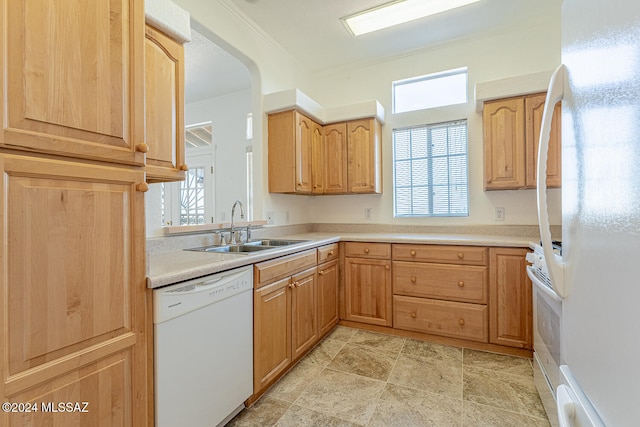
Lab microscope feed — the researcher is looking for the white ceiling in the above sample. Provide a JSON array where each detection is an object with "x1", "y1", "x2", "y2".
[{"x1": 184, "y1": 0, "x2": 560, "y2": 103}]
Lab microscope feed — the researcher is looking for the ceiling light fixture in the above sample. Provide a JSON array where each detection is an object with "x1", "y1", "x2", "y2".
[{"x1": 342, "y1": 0, "x2": 481, "y2": 36}]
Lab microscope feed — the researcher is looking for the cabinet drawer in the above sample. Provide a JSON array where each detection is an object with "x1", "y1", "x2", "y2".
[
  {"x1": 344, "y1": 242, "x2": 391, "y2": 259},
  {"x1": 392, "y1": 244, "x2": 488, "y2": 265},
  {"x1": 393, "y1": 262, "x2": 488, "y2": 304},
  {"x1": 393, "y1": 295, "x2": 488, "y2": 342},
  {"x1": 317, "y1": 243, "x2": 339, "y2": 263},
  {"x1": 255, "y1": 249, "x2": 317, "y2": 287}
]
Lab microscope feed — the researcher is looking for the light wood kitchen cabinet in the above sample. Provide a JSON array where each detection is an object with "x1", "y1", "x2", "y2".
[
  {"x1": 0, "y1": 153, "x2": 149, "y2": 427},
  {"x1": 323, "y1": 123, "x2": 348, "y2": 194},
  {"x1": 268, "y1": 110, "x2": 316, "y2": 194},
  {"x1": 489, "y1": 247, "x2": 533, "y2": 349},
  {"x1": 391, "y1": 244, "x2": 489, "y2": 343},
  {"x1": 394, "y1": 296, "x2": 489, "y2": 342},
  {"x1": 344, "y1": 243, "x2": 392, "y2": 326},
  {"x1": 347, "y1": 118, "x2": 383, "y2": 194},
  {"x1": 317, "y1": 243, "x2": 340, "y2": 337},
  {"x1": 525, "y1": 93, "x2": 562, "y2": 188},
  {"x1": 253, "y1": 250, "x2": 318, "y2": 395},
  {"x1": 144, "y1": 25, "x2": 187, "y2": 182},
  {"x1": 253, "y1": 277, "x2": 291, "y2": 393},
  {"x1": 1, "y1": 0, "x2": 146, "y2": 166},
  {"x1": 291, "y1": 267, "x2": 318, "y2": 360},
  {"x1": 483, "y1": 92, "x2": 561, "y2": 190},
  {"x1": 268, "y1": 111, "x2": 382, "y2": 195}
]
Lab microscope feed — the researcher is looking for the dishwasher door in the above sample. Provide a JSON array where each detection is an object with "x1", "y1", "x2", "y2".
[{"x1": 154, "y1": 266, "x2": 253, "y2": 427}]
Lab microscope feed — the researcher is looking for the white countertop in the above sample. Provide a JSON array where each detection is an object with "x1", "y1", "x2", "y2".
[{"x1": 146, "y1": 232, "x2": 536, "y2": 289}]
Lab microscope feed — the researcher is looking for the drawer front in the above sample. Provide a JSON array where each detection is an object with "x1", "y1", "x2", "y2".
[
  {"x1": 255, "y1": 249, "x2": 317, "y2": 286},
  {"x1": 344, "y1": 242, "x2": 391, "y2": 259},
  {"x1": 317, "y1": 243, "x2": 339, "y2": 264},
  {"x1": 392, "y1": 244, "x2": 488, "y2": 265},
  {"x1": 393, "y1": 295, "x2": 488, "y2": 342},
  {"x1": 393, "y1": 262, "x2": 488, "y2": 304}
]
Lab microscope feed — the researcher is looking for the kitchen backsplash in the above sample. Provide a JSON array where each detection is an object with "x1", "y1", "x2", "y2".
[{"x1": 146, "y1": 223, "x2": 559, "y2": 254}]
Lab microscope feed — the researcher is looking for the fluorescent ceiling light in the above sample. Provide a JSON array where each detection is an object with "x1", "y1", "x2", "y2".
[{"x1": 342, "y1": 0, "x2": 481, "y2": 36}]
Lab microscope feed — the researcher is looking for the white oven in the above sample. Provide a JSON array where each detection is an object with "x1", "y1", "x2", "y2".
[{"x1": 527, "y1": 244, "x2": 563, "y2": 427}]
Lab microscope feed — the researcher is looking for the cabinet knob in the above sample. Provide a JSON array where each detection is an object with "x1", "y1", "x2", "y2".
[
  {"x1": 410, "y1": 312, "x2": 417, "y2": 319},
  {"x1": 457, "y1": 252, "x2": 464, "y2": 259},
  {"x1": 364, "y1": 248, "x2": 370, "y2": 254},
  {"x1": 458, "y1": 281, "x2": 465, "y2": 287},
  {"x1": 411, "y1": 276, "x2": 417, "y2": 283},
  {"x1": 136, "y1": 182, "x2": 149, "y2": 192},
  {"x1": 410, "y1": 250, "x2": 416, "y2": 257},
  {"x1": 319, "y1": 270, "x2": 325, "y2": 276},
  {"x1": 458, "y1": 319, "x2": 465, "y2": 326},
  {"x1": 179, "y1": 164, "x2": 189, "y2": 171},
  {"x1": 136, "y1": 143, "x2": 149, "y2": 153},
  {"x1": 288, "y1": 283, "x2": 295, "y2": 289},
  {"x1": 385, "y1": 264, "x2": 390, "y2": 270},
  {"x1": 294, "y1": 281, "x2": 300, "y2": 287},
  {"x1": 329, "y1": 250, "x2": 334, "y2": 256}
]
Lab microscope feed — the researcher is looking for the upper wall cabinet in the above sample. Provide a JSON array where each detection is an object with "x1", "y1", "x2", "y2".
[
  {"x1": 483, "y1": 92, "x2": 561, "y2": 190},
  {"x1": 268, "y1": 110, "x2": 382, "y2": 195},
  {"x1": 144, "y1": 25, "x2": 187, "y2": 182},
  {"x1": 1, "y1": 0, "x2": 146, "y2": 166},
  {"x1": 347, "y1": 118, "x2": 382, "y2": 194}
]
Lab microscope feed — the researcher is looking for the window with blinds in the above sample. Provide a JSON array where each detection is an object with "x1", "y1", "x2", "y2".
[{"x1": 393, "y1": 120, "x2": 469, "y2": 217}]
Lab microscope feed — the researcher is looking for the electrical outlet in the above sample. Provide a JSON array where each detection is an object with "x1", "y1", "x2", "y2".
[
  {"x1": 364, "y1": 207, "x2": 373, "y2": 221},
  {"x1": 494, "y1": 207, "x2": 505, "y2": 221},
  {"x1": 266, "y1": 211, "x2": 274, "y2": 225},
  {"x1": 284, "y1": 210, "x2": 290, "y2": 224}
]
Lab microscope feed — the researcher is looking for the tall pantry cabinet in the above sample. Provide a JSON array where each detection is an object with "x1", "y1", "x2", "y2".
[{"x1": 1, "y1": 1, "x2": 149, "y2": 426}]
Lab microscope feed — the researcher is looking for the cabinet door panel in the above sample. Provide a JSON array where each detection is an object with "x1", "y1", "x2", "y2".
[
  {"x1": 344, "y1": 258, "x2": 392, "y2": 326},
  {"x1": 145, "y1": 25, "x2": 186, "y2": 182},
  {"x1": 323, "y1": 123, "x2": 347, "y2": 194},
  {"x1": 295, "y1": 112, "x2": 313, "y2": 193},
  {"x1": 0, "y1": 154, "x2": 147, "y2": 424},
  {"x1": 489, "y1": 248, "x2": 532, "y2": 349},
  {"x1": 254, "y1": 277, "x2": 291, "y2": 392},
  {"x1": 2, "y1": 0, "x2": 145, "y2": 166},
  {"x1": 311, "y1": 122, "x2": 324, "y2": 193},
  {"x1": 317, "y1": 260, "x2": 339, "y2": 337},
  {"x1": 483, "y1": 98, "x2": 526, "y2": 190},
  {"x1": 347, "y1": 119, "x2": 382, "y2": 193},
  {"x1": 525, "y1": 93, "x2": 562, "y2": 188},
  {"x1": 291, "y1": 268, "x2": 318, "y2": 360}
]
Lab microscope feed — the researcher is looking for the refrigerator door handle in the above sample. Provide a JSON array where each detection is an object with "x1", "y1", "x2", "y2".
[{"x1": 537, "y1": 64, "x2": 566, "y2": 297}]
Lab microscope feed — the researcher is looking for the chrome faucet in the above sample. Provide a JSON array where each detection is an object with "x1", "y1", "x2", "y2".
[{"x1": 230, "y1": 200, "x2": 245, "y2": 244}]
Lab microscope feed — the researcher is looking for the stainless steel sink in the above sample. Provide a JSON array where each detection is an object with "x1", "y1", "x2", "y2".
[
  {"x1": 185, "y1": 239, "x2": 310, "y2": 254},
  {"x1": 203, "y1": 245, "x2": 274, "y2": 254},
  {"x1": 246, "y1": 239, "x2": 310, "y2": 246}
]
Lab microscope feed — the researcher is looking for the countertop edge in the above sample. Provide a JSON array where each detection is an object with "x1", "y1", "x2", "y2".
[{"x1": 147, "y1": 233, "x2": 537, "y2": 289}]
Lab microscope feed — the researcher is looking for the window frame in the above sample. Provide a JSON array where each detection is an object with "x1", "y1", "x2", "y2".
[
  {"x1": 393, "y1": 119, "x2": 469, "y2": 218},
  {"x1": 392, "y1": 67, "x2": 468, "y2": 114}
]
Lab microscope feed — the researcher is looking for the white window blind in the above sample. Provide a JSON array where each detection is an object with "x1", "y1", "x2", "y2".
[{"x1": 393, "y1": 120, "x2": 469, "y2": 217}]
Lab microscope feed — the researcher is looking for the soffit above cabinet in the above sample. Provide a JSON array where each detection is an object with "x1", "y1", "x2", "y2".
[
  {"x1": 474, "y1": 70, "x2": 554, "y2": 111},
  {"x1": 264, "y1": 89, "x2": 385, "y2": 125},
  {"x1": 145, "y1": 0, "x2": 192, "y2": 43}
]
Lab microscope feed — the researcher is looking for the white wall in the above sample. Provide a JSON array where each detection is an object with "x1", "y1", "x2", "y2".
[
  {"x1": 155, "y1": 1, "x2": 563, "y2": 233},
  {"x1": 185, "y1": 89, "x2": 252, "y2": 222},
  {"x1": 296, "y1": 18, "x2": 563, "y2": 226}
]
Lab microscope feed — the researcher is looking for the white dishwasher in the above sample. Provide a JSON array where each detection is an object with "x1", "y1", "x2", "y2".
[{"x1": 154, "y1": 266, "x2": 253, "y2": 427}]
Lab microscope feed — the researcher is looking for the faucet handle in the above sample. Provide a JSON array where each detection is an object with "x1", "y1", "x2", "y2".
[{"x1": 246, "y1": 224, "x2": 252, "y2": 241}]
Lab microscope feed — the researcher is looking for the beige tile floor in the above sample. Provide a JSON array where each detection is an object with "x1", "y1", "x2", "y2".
[{"x1": 227, "y1": 326, "x2": 550, "y2": 427}]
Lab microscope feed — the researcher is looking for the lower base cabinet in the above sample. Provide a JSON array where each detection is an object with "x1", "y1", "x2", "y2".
[
  {"x1": 393, "y1": 295, "x2": 489, "y2": 342},
  {"x1": 489, "y1": 247, "x2": 533, "y2": 349},
  {"x1": 252, "y1": 244, "x2": 339, "y2": 399}
]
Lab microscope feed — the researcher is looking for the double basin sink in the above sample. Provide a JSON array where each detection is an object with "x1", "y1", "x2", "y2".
[{"x1": 186, "y1": 239, "x2": 310, "y2": 254}]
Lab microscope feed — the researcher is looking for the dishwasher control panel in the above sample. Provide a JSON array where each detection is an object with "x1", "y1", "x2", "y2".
[{"x1": 153, "y1": 266, "x2": 253, "y2": 324}]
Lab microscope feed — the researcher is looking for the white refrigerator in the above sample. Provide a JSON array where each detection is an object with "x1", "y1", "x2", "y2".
[{"x1": 537, "y1": 1, "x2": 640, "y2": 425}]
